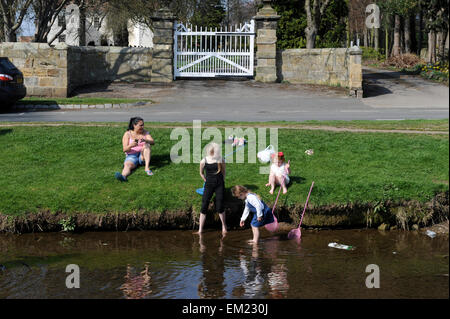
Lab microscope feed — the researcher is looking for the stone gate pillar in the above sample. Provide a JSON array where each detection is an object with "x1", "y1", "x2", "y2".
[
  {"x1": 254, "y1": 0, "x2": 280, "y2": 82},
  {"x1": 151, "y1": 7, "x2": 176, "y2": 83},
  {"x1": 348, "y1": 46, "x2": 363, "y2": 98}
]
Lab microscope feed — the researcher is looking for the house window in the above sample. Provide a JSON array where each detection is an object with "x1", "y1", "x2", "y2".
[
  {"x1": 59, "y1": 35, "x2": 66, "y2": 43},
  {"x1": 94, "y1": 16, "x2": 100, "y2": 29},
  {"x1": 58, "y1": 10, "x2": 66, "y2": 27}
]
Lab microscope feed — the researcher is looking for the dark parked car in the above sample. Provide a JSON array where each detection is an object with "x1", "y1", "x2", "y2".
[{"x1": 0, "y1": 57, "x2": 26, "y2": 107}]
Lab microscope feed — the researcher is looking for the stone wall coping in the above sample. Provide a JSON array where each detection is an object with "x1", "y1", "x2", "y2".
[
  {"x1": 68, "y1": 46, "x2": 152, "y2": 54},
  {"x1": 12, "y1": 101, "x2": 151, "y2": 111},
  {"x1": 0, "y1": 42, "x2": 153, "y2": 54},
  {"x1": 0, "y1": 42, "x2": 51, "y2": 50},
  {"x1": 280, "y1": 48, "x2": 353, "y2": 53}
]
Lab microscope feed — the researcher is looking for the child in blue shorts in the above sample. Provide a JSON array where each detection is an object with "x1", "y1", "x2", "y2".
[{"x1": 231, "y1": 185, "x2": 274, "y2": 244}]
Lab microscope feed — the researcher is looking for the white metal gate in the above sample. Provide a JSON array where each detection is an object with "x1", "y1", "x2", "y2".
[{"x1": 173, "y1": 20, "x2": 255, "y2": 79}]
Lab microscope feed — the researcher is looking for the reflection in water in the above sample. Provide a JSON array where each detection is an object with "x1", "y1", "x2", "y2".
[
  {"x1": 231, "y1": 239, "x2": 290, "y2": 298},
  {"x1": 265, "y1": 238, "x2": 289, "y2": 299},
  {"x1": 233, "y1": 246, "x2": 264, "y2": 298},
  {"x1": 120, "y1": 262, "x2": 152, "y2": 299},
  {"x1": 197, "y1": 233, "x2": 226, "y2": 299}
]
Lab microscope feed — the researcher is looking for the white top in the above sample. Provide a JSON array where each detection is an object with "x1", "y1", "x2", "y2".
[
  {"x1": 270, "y1": 162, "x2": 290, "y2": 183},
  {"x1": 241, "y1": 193, "x2": 264, "y2": 221}
]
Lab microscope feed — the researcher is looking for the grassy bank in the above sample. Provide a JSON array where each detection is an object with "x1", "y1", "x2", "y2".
[{"x1": 0, "y1": 122, "x2": 448, "y2": 231}]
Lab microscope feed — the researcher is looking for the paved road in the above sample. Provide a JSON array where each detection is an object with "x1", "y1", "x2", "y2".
[{"x1": 1, "y1": 67, "x2": 448, "y2": 122}]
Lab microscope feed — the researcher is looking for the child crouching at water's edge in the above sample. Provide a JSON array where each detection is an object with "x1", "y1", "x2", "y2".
[{"x1": 231, "y1": 185, "x2": 274, "y2": 244}]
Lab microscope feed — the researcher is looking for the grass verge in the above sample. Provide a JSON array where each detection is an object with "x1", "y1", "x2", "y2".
[
  {"x1": 1, "y1": 119, "x2": 448, "y2": 132},
  {"x1": 0, "y1": 123, "x2": 448, "y2": 219}
]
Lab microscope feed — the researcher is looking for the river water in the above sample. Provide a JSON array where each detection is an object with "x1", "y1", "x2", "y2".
[{"x1": 0, "y1": 229, "x2": 448, "y2": 299}]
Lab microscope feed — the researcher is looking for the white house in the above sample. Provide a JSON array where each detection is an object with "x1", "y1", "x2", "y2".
[
  {"x1": 128, "y1": 21, "x2": 153, "y2": 48},
  {"x1": 47, "y1": 3, "x2": 153, "y2": 47}
]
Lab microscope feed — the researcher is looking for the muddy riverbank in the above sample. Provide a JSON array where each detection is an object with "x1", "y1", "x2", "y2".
[{"x1": 0, "y1": 192, "x2": 447, "y2": 234}]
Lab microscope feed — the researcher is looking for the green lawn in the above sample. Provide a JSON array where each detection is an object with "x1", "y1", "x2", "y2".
[{"x1": 0, "y1": 123, "x2": 448, "y2": 216}]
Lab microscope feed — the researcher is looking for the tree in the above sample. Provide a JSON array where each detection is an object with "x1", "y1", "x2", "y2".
[
  {"x1": 190, "y1": 0, "x2": 225, "y2": 28},
  {"x1": 377, "y1": 0, "x2": 419, "y2": 56},
  {"x1": 423, "y1": 0, "x2": 449, "y2": 62},
  {"x1": 273, "y1": 0, "x2": 347, "y2": 49},
  {"x1": 304, "y1": 0, "x2": 331, "y2": 48},
  {"x1": 348, "y1": 0, "x2": 370, "y2": 45},
  {"x1": 223, "y1": 0, "x2": 257, "y2": 26},
  {"x1": 317, "y1": 0, "x2": 347, "y2": 47},
  {"x1": 0, "y1": 15, "x2": 4, "y2": 41},
  {"x1": 32, "y1": 0, "x2": 70, "y2": 43},
  {"x1": 0, "y1": 0, "x2": 33, "y2": 41}
]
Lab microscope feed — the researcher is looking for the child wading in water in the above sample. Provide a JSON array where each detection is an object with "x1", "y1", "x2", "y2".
[
  {"x1": 232, "y1": 185, "x2": 275, "y2": 244},
  {"x1": 266, "y1": 152, "x2": 290, "y2": 194},
  {"x1": 195, "y1": 142, "x2": 227, "y2": 235}
]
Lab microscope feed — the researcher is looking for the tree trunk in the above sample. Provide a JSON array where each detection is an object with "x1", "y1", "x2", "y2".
[
  {"x1": 0, "y1": 0, "x2": 33, "y2": 42},
  {"x1": 427, "y1": 31, "x2": 436, "y2": 63},
  {"x1": 404, "y1": 15, "x2": 411, "y2": 53},
  {"x1": 417, "y1": 2, "x2": 423, "y2": 55},
  {"x1": 305, "y1": 0, "x2": 317, "y2": 49},
  {"x1": 3, "y1": 21, "x2": 16, "y2": 42},
  {"x1": 385, "y1": 24, "x2": 389, "y2": 59},
  {"x1": 5, "y1": 30, "x2": 17, "y2": 42},
  {"x1": 374, "y1": 27, "x2": 379, "y2": 51},
  {"x1": 305, "y1": 25, "x2": 317, "y2": 49},
  {"x1": 438, "y1": 30, "x2": 447, "y2": 60},
  {"x1": 304, "y1": 0, "x2": 331, "y2": 49},
  {"x1": 364, "y1": 28, "x2": 368, "y2": 47},
  {"x1": 391, "y1": 14, "x2": 401, "y2": 56},
  {"x1": 446, "y1": 29, "x2": 449, "y2": 52},
  {"x1": 345, "y1": 16, "x2": 350, "y2": 47},
  {"x1": 79, "y1": 5, "x2": 86, "y2": 46},
  {"x1": 410, "y1": 13, "x2": 417, "y2": 54}
]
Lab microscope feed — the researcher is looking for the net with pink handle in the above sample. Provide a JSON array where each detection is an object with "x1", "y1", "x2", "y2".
[{"x1": 287, "y1": 181, "x2": 314, "y2": 240}]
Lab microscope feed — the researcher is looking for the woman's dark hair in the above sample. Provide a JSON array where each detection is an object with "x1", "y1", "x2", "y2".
[{"x1": 128, "y1": 117, "x2": 144, "y2": 130}]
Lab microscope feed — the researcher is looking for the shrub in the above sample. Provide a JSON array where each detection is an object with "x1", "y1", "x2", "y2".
[
  {"x1": 361, "y1": 46, "x2": 384, "y2": 61},
  {"x1": 419, "y1": 61, "x2": 449, "y2": 83},
  {"x1": 382, "y1": 53, "x2": 423, "y2": 69}
]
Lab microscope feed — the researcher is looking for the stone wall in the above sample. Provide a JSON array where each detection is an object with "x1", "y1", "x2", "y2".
[
  {"x1": 0, "y1": 42, "x2": 68, "y2": 97},
  {"x1": 277, "y1": 47, "x2": 363, "y2": 97},
  {"x1": 67, "y1": 46, "x2": 152, "y2": 92},
  {"x1": 0, "y1": 42, "x2": 152, "y2": 97}
]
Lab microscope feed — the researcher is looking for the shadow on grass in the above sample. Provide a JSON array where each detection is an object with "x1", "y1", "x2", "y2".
[
  {"x1": 150, "y1": 153, "x2": 171, "y2": 169},
  {"x1": 125, "y1": 153, "x2": 171, "y2": 176},
  {"x1": 289, "y1": 176, "x2": 306, "y2": 185},
  {"x1": 0, "y1": 129, "x2": 13, "y2": 136}
]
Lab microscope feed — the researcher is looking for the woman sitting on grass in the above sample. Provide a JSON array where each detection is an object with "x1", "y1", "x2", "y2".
[
  {"x1": 232, "y1": 185, "x2": 274, "y2": 244},
  {"x1": 115, "y1": 117, "x2": 154, "y2": 182}
]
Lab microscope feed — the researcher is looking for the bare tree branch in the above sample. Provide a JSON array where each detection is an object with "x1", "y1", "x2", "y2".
[{"x1": 47, "y1": 23, "x2": 66, "y2": 45}]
